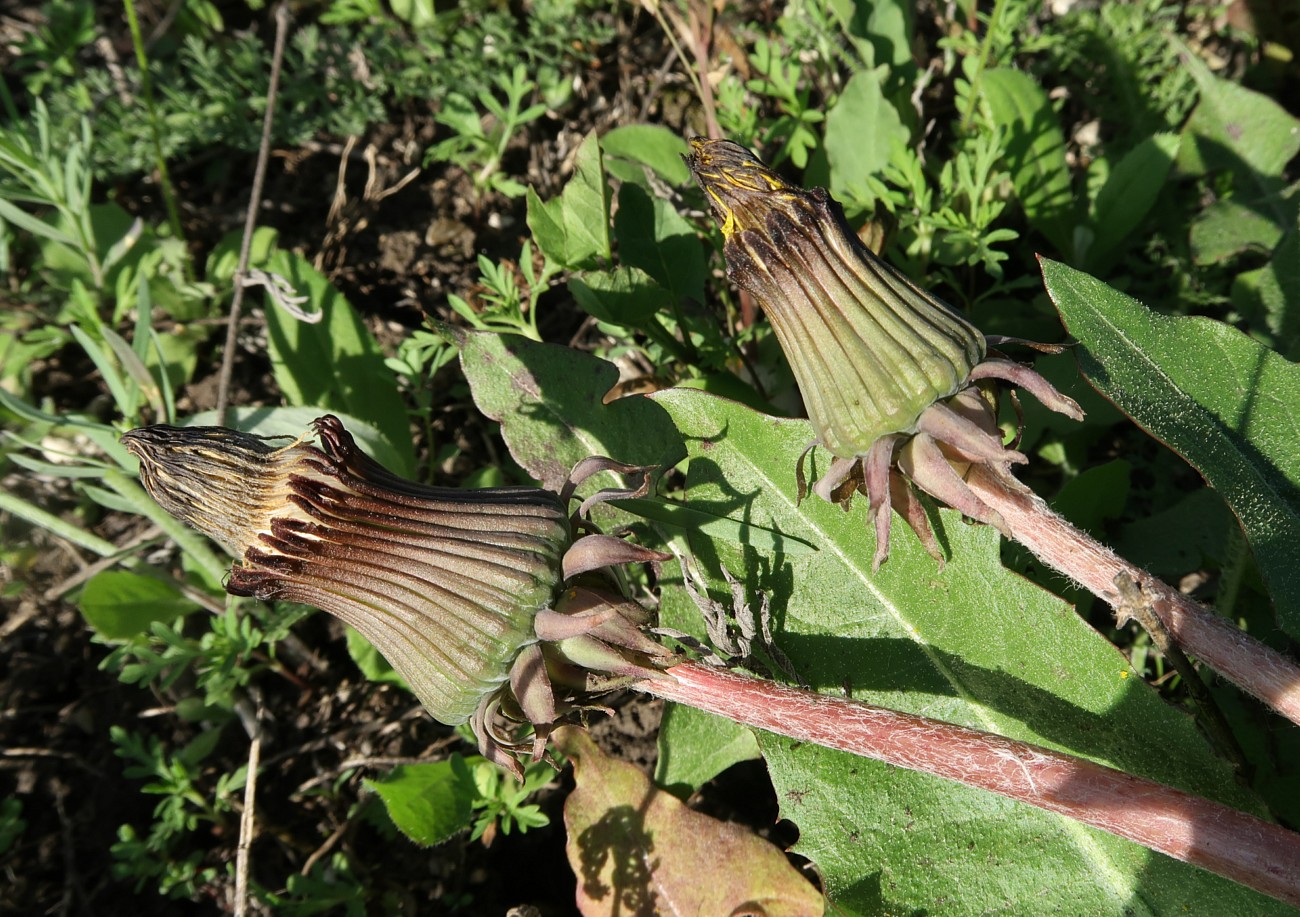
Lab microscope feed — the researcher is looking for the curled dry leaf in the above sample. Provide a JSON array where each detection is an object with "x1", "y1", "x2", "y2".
[{"x1": 553, "y1": 725, "x2": 824, "y2": 917}]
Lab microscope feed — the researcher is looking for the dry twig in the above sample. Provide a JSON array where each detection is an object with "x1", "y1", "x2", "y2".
[{"x1": 215, "y1": 4, "x2": 292, "y2": 425}]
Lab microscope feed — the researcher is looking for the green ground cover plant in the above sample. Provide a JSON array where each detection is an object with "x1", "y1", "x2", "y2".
[{"x1": 2, "y1": 0, "x2": 1299, "y2": 913}]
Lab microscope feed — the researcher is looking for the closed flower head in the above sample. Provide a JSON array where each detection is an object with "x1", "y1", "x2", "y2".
[
  {"x1": 687, "y1": 138, "x2": 1083, "y2": 569},
  {"x1": 123, "y1": 416, "x2": 672, "y2": 774}
]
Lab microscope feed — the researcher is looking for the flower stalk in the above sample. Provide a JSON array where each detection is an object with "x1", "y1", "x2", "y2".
[
  {"x1": 964, "y1": 465, "x2": 1300, "y2": 728},
  {"x1": 636, "y1": 661, "x2": 1300, "y2": 908}
]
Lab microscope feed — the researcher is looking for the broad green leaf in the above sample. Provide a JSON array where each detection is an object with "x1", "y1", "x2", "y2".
[
  {"x1": 261, "y1": 249, "x2": 414, "y2": 475},
  {"x1": 613, "y1": 183, "x2": 706, "y2": 306},
  {"x1": 79, "y1": 570, "x2": 199, "y2": 640},
  {"x1": 824, "y1": 67, "x2": 910, "y2": 209},
  {"x1": 1113, "y1": 489, "x2": 1233, "y2": 578},
  {"x1": 1050, "y1": 459, "x2": 1131, "y2": 539},
  {"x1": 1177, "y1": 45, "x2": 1300, "y2": 269},
  {"x1": 613, "y1": 495, "x2": 815, "y2": 555},
  {"x1": 1043, "y1": 258, "x2": 1300, "y2": 635},
  {"x1": 205, "y1": 226, "x2": 279, "y2": 286},
  {"x1": 568, "y1": 265, "x2": 671, "y2": 328},
  {"x1": 600, "y1": 125, "x2": 691, "y2": 186},
  {"x1": 653, "y1": 387, "x2": 1283, "y2": 915},
  {"x1": 1230, "y1": 228, "x2": 1300, "y2": 360},
  {"x1": 1176, "y1": 45, "x2": 1300, "y2": 182},
  {"x1": 827, "y1": 0, "x2": 913, "y2": 75},
  {"x1": 1086, "y1": 133, "x2": 1180, "y2": 269},
  {"x1": 981, "y1": 68, "x2": 1076, "y2": 256},
  {"x1": 388, "y1": 0, "x2": 436, "y2": 28},
  {"x1": 654, "y1": 703, "x2": 760, "y2": 796},
  {"x1": 525, "y1": 131, "x2": 610, "y2": 269},
  {"x1": 458, "y1": 331, "x2": 683, "y2": 492},
  {"x1": 365, "y1": 759, "x2": 476, "y2": 848},
  {"x1": 1191, "y1": 196, "x2": 1292, "y2": 265},
  {"x1": 525, "y1": 185, "x2": 567, "y2": 266},
  {"x1": 674, "y1": 371, "x2": 779, "y2": 414},
  {"x1": 0, "y1": 320, "x2": 66, "y2": 382},
  {"x1": 554, "y1": 726, "x2": 823, "y2": 917}
]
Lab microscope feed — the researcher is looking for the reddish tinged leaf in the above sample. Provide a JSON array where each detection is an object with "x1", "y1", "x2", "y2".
[{"x1": 553, "y1": 726, "x2": 823, "y2": 917}]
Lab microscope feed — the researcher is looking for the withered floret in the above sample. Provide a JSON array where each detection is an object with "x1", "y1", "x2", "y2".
[{"x1": 122, "y1": 416, "x2": 672, "y2": 775}]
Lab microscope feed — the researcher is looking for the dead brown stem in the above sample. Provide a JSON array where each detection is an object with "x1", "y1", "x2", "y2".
[
  {"x1": 637, "y1": 661, "x2": 1300, "y2": 908},
  {"x1": 215, "y1": 3, "x2": 291, "y2": 426}
]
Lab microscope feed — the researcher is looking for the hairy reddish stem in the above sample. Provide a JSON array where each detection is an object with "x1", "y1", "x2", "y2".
[
  {"x1": 965, "y1": 465, "x2": 1300, "y2": 727},
  {"x1": 638, "y1": 661, "x2": 1300, "y2": 907}
]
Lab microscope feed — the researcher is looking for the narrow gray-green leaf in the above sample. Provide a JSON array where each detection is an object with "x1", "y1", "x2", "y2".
[
  {"x1": 653, "y1": 387, "x2": 1283, "y2": 915},
  {"x1": 1087, "y1": 133, "x2": 1180, "y2": 269},
  {"x1": 0, "y1": 199, "x2": 77, "y2": 247},
  {"x1": 1043, "y1": 257, "x2": 1300, "y2": 635}
]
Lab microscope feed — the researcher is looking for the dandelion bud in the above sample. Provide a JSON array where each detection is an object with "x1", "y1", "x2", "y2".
[
  {"x1": 687, "y1": 138, "x2": 1083, "y2": 567},
  {"x1": 122, "y1": 416, "x2": 569, "y2": 725},
  {"x1": 122, "y1": 416, "x2": 673, "y2": 772},
  {"x1": 688, "y1": 137, "x2": 987, "y2": 457}
]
